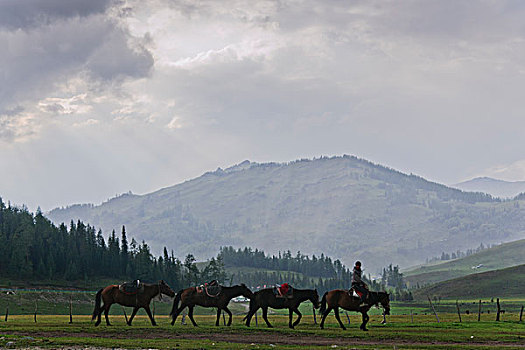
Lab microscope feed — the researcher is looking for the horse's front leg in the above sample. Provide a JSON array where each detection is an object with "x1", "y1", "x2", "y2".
[
  {"x1": 188, "y1": 306, "x2": 198, "y2": 326},
  {"x1": 128, "y1": 307, "x2": 139, "y2": 326},
  {"x1": 292, "y1": 307, "x2": 302, "y2": 328},
  {"x1": 223, "y1": 306, "x2": 233, "y2": 326},
  {"x1": 288, "y1": 308, "x2": 294, "y2": 329},
  {"x1": 144, "y1": 305, "x2": 157, "y2": 326}
]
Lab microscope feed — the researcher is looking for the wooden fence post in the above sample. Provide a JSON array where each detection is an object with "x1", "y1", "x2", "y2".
[
  {"x1": 254, "y1": 311, "x2": 258, "y2": 326},
  {"x1": 520, "y1": 306, "x2": 524, "y2": 322},
  {"x1": 456, "y1": 300, "x2": 462, "y2": 323},
  {"x1": 478, "y1": 300, "x2": 481, "y2": 321},
  {"x1": 381, "y1": 311, "x2": 387, "y2": 324},
  {"x1": 410, "y1": 310, "x2": 413, "y2": 323},
  {"x1": 153, "y1": 301, "x2": 156, "y2": 318},
  {"x1": 69, "y1": 296, "x2": 73, "y2": 324},
  {"x1": 345, "y1": 311, "x2": 351, "y2": 325},
  {"x1": 34, "y1": 301, "x2": 38, "y2": 323},
  {"x1": 427, "y1": 296, "x2": 439, "y2": 323},
  {"x1": 496, "y1": 298, "x2": 501, "y2": 321},
  {"x1": 222, "y1": 310, "x2": 226, "y2": 326},
  {"x1": 313, "y1": 306, "x2": 317, "y2": 324},
  {"x1": 5, "y1": 304, "x2": 8, "y2": 322}
]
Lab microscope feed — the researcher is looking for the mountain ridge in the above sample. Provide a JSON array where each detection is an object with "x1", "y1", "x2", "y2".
[
  {"x1": 48, "y1": 155, "x2": 525, "y2": 272},
  {"x1": 453, "y1": 176, "x2": 525, "y2": 199}
]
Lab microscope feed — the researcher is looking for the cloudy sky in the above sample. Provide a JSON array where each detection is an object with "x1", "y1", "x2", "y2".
[{"x1": 2, "y1": 0, "x2": 525, "y2": 211}]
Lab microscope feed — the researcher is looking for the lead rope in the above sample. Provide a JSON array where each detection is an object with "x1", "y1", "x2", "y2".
[{"x1": 158, "y1": 282, "x2": 162, "y2": 301}]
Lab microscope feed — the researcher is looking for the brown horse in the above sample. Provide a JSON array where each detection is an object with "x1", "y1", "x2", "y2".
[
  {"x1": 91, "y1": 280, "x2": 175, "y2": 326},
  {"x1": 244, "y1": 288, "x2": 320, "y2": 329},
  {"x1": 169, "y1": 284, "x2": 253, "y2": 326},
  {"x1": 319, "y1": 289, "x2": 390, "y2": 331}
]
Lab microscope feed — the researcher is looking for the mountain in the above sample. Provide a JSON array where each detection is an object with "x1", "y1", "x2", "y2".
[
  {"x1": 452, "y1": 177, "x2": 525, "y2": 199},
  {"x1": 413, "y1": 264, "x2": 525, "y2": 299},
  {"x1": 404, "y1": 238, "x2": 525, "y2": 287},
  {"x1": 48, "y1": 155, "x2": 525, "y2": 272}
]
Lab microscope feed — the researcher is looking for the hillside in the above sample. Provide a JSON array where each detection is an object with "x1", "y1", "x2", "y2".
[
  {"x1": 48, "y1": 156, "x2": 525, "y2": 272},
  {"x1": 453, "y1": 177, "x2": 525, "y2": 199},
  {"x1": 413, "y1": 264, "x2": 525, "y2": 299},
  {"x1": 404, "y1": 239, "x2": 525, "y2": 286}
]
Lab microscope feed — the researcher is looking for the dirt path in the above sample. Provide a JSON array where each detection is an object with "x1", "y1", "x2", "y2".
[{"x1": 5, "y1": 330, "x2": 523, "y2": 348}]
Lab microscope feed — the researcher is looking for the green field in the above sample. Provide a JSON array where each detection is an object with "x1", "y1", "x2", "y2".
[
  {"x1": 0, "y1": 313, "x2": 524, "y2": 349},
  {"x1": 1, "y1": 290, "x2": 524, "y2": 349},
  {"x1": 405, "y1": 238, "x2": 525, "y2": 286}
]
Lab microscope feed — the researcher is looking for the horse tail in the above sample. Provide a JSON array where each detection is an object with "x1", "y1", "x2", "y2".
[
  {"x1": 169, "y1": 289, "x2": 183, "y2": 318},
  {"x1": 91, "y1": 288, "x2": 103, "y2": 321},
  {"x1": 319, "y1": 292, "x2": 328, "y2": 315}
]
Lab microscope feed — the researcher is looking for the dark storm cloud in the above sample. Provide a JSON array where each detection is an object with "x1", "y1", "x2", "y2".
[{"x1": 0, "y1": 0, "x2": 112, "y2": 30}]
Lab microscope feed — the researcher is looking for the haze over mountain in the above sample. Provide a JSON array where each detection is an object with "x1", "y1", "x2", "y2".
[
  {"x1": 452, "y1": 177, "x2": 525, "y2": 199},
  {"x1": 48, "y1": 156, "x2": 525, "y2": 272}
]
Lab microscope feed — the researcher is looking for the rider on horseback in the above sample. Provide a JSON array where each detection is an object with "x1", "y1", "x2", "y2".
[{"x1": 351, "y1": 261, "x2": 368, "y2": 307}]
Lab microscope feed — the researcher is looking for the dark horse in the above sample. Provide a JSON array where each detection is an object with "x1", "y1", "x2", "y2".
[
  {"x1": 244, "y1": 288, "x2": 320, "y2": 329},
  {"x1": 319, "y1": 289, "x2": 390, "y2": 331},
  {"x1": 170, "y1": 284, "x2": 253, "y2": 326},
  {"x1": 92, "y1": 280, "x2": 175, "y2": 326}
]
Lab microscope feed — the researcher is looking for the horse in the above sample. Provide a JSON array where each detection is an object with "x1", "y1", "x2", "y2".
[
  {"x1": 319, "y1": 289, "x2": 390, "y2": 331},
  {"x1": 91, "y1": 280, "x2": 175, "y2": 326},
  {"x1": 169, "y1": 284, "x2": 253, "y2": 326},
  {"x1": 244, "y1": 288, "x2": 320, "y2": 329}
]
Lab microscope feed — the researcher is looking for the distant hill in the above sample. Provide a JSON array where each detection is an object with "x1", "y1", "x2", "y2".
[
  {"x1": 453, "y1": 177, "x2": 525, "y2": 199},
  {"x1": 404, "y1": 239, "x2": 525, "y2": 287},
  {"x1": 413, "y1": 264, "x2": 525, "y2": 299},
  {"x1": 48, "y1": 155, "x2": 525, "y2": 272}
]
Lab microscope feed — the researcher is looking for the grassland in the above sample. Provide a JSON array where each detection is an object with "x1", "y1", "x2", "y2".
[
  {"x1": 1, "y1": 313, "x2": 524, "y2": 349},
  {"x1": 405, "y1": 238, "x2": 525, "y2": 286},
  {"x1": 1, "y1": 290, "x2": 524, "y2": 349}
]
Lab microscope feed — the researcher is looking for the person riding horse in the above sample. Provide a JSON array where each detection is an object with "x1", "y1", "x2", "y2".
[{"x1": 351, "y1": 261, "x2": 368, "y2": 306}]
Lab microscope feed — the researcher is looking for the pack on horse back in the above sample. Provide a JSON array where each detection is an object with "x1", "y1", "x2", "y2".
[{"x1": 119, "y1": 280, "x2": 144, "y2": 295}]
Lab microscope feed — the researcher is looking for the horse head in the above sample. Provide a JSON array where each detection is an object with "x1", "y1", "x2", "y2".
[
  {"x1": 310, "y1": 289, "x2": 320, "y2": 309},
  {"x1": 378, "y1": 291, "x2": 390, "y2": 315},
  {"x1": 159, "y1": 280, "x2": 176, "y2": 298},
  {"x1": 239, "y1": 283, "x2": 254, "y2": 299}
]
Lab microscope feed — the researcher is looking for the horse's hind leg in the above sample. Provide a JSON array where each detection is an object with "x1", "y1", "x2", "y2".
[
  {"x1": 128, "y1": 307, "x2": 139, "y2": 326},
  {"x1": 245, "y1": 306, "x2": 258, "y2": 327},
  {"x1": 223, "y1": 306, "x2": 233, "y2": 326},
  {"x1": 215, "y1": 308, "x2": 222, "y2": 326},
  {"x1": 144, "y1": 305, "x2": 157, "y2": 326},
  {"x1": 104, "y1": 304, "x2": 112, "y2": 326},
  {"x1": 262, "y1": 307, "x2": 273, "y2": 328},
  {"x1": 292, "y1": 307, "x2": 302, "y2": 328},
  {"x1": 334, "y1": 307, "x2": 346, "y2": 330},
  {"x1": 320, "y1": 307, "x2": 332, "y2": 329},
  {"x1": 95, "y1": 305, "x2": 103, "y2": 326},
  {"x1": 188, "y1": 306, "x2": 198, "y2": 326}
]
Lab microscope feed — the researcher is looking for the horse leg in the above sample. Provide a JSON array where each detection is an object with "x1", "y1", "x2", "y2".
[
  {"x1": 288, "y1": 308, "x2": 295, "y2": 329},
  {"x1": 245, "y1": 306, "x2": 258, "y2": 327},
  {"x1": 223, "y1": 306, "x2": 233, "y2": 326},
  {"x1": 144, "y1": 305, "x2": 157, "y2": 326},
  {"x1": 334, "y1": 307, "x2": 346, "y2": 330},
  {"x1": 360, "y1": 311, "x2": 369, "y2": 331},
  {"x1": 292, "y1": 307, "x2": 302, "y2": 328},
  {"x1": 127, "y1": 307, "x2": 139, "y2": 326},
  {"x1": 104, "y1": 304, "x2": 112, "y2": 326},
  {"x1": 262, "y1": 307, "x2": 273, "y2": 328},
  {"x1": 320, "y1": 307, "x2": 332, "y2": 329},
  {"x1": 94, "y1": 303, "x2": 103, "y2": 326},
  {"x1": 170, "y1": 303, "x2": 186, "y2": 326},
  {"x1": 188, "y1": 306, "x2": 198, "y2": 327},
  {"x1": 215, "y1": 308, "x2": 221, "y2": 326}
]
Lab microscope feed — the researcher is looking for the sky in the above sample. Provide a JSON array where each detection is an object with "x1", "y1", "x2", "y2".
[{"x1": 2, "y1": 0, "x2": 525, "y2": 212}]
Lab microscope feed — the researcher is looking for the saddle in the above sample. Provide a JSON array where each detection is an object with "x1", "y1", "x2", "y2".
[
  {"x1": 196, "y1": 280, "x2": 222, "y2": 297},
  {"x1": 119, "y1": 280, "x2": 144, "y2": 295},
  {"x1": 273, "y1": 284, "x2": 293, "y2": 298}
]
